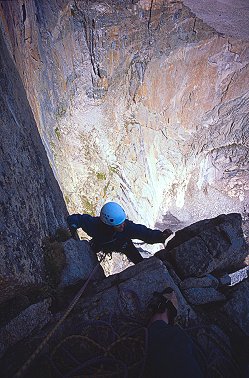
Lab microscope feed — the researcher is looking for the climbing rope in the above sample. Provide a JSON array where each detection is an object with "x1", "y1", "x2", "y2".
[{"x1": 14, "y1": 255, "x2": 105, "y2": 378}]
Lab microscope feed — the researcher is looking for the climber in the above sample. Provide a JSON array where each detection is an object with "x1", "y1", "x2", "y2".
[
  {"x1": 145, "y1": 289, "x2": 205, "y2": 378},
  {"x1": 67, "y1": 201, "x2": 172, "y2": 264}
]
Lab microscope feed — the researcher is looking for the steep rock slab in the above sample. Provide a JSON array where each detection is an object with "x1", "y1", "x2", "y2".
[
  {"x1": 0, "y1": 29, "x2": 67, "y2": 303},
  {"x1": 136, "y1": 33, "x2": 249, "y2": 224},
  {"x1": 183, "y1": 0, "x2": 249, "y2": 41},
  {"x1": 1, "y1": 0, "x2": 248, "y2": 231}
]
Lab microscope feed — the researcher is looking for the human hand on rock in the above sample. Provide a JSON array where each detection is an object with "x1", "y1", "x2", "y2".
[
  {"x1": 163, "y1": 229, "x2": 173, "y2": 240},
  {"x1": 68, "y1": 226, "x2": 78, "y2": 239}
]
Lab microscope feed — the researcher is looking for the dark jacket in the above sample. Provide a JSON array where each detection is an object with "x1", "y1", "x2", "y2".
[{"x1": 67, "y1": 214, "x2": 165, "y2": 251}]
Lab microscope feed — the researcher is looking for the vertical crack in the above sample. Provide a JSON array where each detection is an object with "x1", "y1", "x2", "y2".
[
  {"x1": 147, "y1": 0, "x2": 154, "y2": 45},
  {"x1": 22, "y1": 3, "x2": 26, "y2": 42},
  {"x1": 192, "y1": 17, "x2": 197, "y2": 35},
  {"x1": 22, "y1": 3, "x2": 26, "y2": 23},
  {"x1": 74, "y1": 0, "x2": 100, "y2": 78},
  {"x1": 148, "y1": 0, "x2": 154, "y2": 30}
]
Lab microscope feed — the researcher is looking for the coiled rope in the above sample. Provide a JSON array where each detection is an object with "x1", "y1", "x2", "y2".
[{"x1": 14, "y1": 256, "x2": 104, "y2": 378}]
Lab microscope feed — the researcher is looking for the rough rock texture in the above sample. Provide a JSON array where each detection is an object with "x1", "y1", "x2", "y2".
[
  {"x1": 183, "y1": 0, "x2": 249, "y2": 41},
  {"x1": 181, "y1": 275, "x2": 220, "y2": 289},
  {"x1": 0, "y1": 0, "x2": 248, "y2": 235},
  {"x1": 156, "y1": 213, "x2": 248, "y2": 278},
  {"x1": 0, "y1": 299, "x2": 52, "y2": 359},
  {"x1": 1, "y1": 225, "x2": 249, "y2": 377},
  {"x1": 222, "y1": 280, "x2": 249, "y2": 336},
  {"x1": 0, "y1": 257, "x2": 197, "y2": 377},
  {"x1": 0, "y1": 1, "x2": 249, "y2": 375},
  {"x1": 60, "y1": 239, "x2": 105, "y2": 287},
  {"x1": 0, "y1": 29, "x2": 68, "y2": 304},
  {"x1": 180, "y1": 275, "x2": 227, "y2": 305},
  {"x1": 183, "y1": 287, "x2": 226, "y2": 305},
  {"x1": 76, "y1": 257, "x2": 194, "y2": 321}
]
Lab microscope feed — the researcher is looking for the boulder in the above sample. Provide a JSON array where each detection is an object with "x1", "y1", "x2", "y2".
[
  {"x1": 0, "y1": 299, "x2": 52, "y2": 359},
  {"x1": 156, "y1": 213, "x2": 248, "y2": 278},
  {"x1": 181, "y1": 275, "x2": 220, "y2": 289},
  {"x1": 180, "y1": 275, "x2": 227, "y2": 305},
  {"x1": 59, "y1": 240, "x2": 105, "y2": 288},
  {"x1": 182, "y1": 287, "x2": 226, "y2": 305}
]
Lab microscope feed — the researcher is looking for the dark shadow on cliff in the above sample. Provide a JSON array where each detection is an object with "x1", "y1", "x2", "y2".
[{"x1": 0, "y1": 28, "x2": 68, "y2": 304}]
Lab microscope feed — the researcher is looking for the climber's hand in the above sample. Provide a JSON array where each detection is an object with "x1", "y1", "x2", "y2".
[
  {"x1": 163, "y1": 229, "x2": 173, "y2": 240},
  {"x1": 68, "y1": 226, "x2": 77, "y2": 239}
]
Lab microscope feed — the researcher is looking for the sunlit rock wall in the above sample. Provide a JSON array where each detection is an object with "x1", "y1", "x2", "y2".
[
  {"x1": 0, "y1": 28, "x2": 67, "y2": 303},
  {"x1": 0, "y1": 0, "x2": 248, "y2": 230}
]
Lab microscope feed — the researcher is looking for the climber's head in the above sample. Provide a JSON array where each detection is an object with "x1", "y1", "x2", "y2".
[{"x1": 100, "y1": 202, "x2": 126, "y2": 229}]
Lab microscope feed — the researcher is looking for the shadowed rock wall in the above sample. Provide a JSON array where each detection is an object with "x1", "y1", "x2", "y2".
[{"x1": 0, "y1": 28, "x2": 67, "y2": 303}]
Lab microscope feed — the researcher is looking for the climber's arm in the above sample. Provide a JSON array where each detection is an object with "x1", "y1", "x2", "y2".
[
  {"x1": 127, "y1": 220, "x2": 172, "y2": 244},
  {"x1": 67, "y1": 214, "x2": 95, "y2": 237}
]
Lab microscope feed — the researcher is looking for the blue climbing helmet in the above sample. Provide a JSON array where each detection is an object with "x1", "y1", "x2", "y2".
[{"x1": 100, "y1": 202, "x2": 126, "y2": 226}]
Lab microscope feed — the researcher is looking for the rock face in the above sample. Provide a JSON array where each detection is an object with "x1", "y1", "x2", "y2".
[
  {"x1": 60, "y1": 239, "x2": 105, "y2": 287},
  {"x1": 0, "y1": 257, "x2": 195, "y2": 377},
  {"x1": 0, "y1": 29, "x2": 68, "y2": 303},
  {"x1": 0, "y1": 1, "x2": 249, "y2": 376},
  {"x1": 1, "y1": 216, "x2": 248, "y2": 377},
  {"x1": 0, "y1": 299, "x2": 52, "y2": 359},
  {"x1": 183, "y1": 0, "x2": 249, "y2": 41},
  {"x1": 0, "y1": 0, "x2": 248, "y2": 231},
  {"x1": 76, "y1": 256, "x2": 194, "y2": 321},
  {"x1": 156, "y1": 213, "x2": 248, "y2": 278}
]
